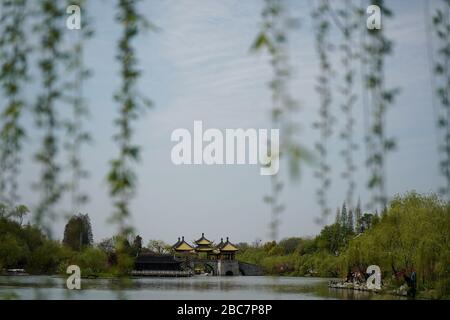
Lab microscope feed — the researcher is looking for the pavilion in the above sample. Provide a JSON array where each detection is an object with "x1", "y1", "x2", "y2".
[{"x1": 172, "y1": 233, "x2": 239, "y2": 261}]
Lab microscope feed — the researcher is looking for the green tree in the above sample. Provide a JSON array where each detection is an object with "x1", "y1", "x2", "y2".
[
  {"x1": 341, "y1": 192, "x2": 449, "y2": 298},
  {"x1": 147, "y1": 240, "x2": 170, "y2": 254},
  {"x1": 316, "y1": 223, "x2": 341, "y2": 254},
  {"x1": 347, "y1": 208, "x2": 354, "y2": 233},
  {"x1": 98, "y1": 237, "x2": 116, "y2": 254},
  {"x1": 114, "y1": 235, "x2": 135, "y2": 275},
  {"x1": 279, "y1": 237, "x2": 302, "y2": 254},
  {"x1": 0, "y1": 232, "x2": 27, "y2": 269},
  {"x1": 0, "y1": 203, "x2": 9, "y2": 218},
  {"x1": 296, "y1": 238, "x2": 318, "y2": 255},
  {"x1": 131, "y1": 235, "x2": 143, "y2": 256},
  {"x1": 360, "y1": 213, "x2": 374, "y2": 232},
  {"x1": 335, "y1": 207, "x2": 341, "y2": 225},
  {"x1": 355, "y1": 198, "x2": 362, "y2": 233},
  {"x1": 9, "y1": 205, "x2": 29, "y2": 226},
  {"x1": 74, "y1": 247, "x2": 108, "y2": 274},
  {"x1": 27, "y1": 240, "x2": 62, "y2": 274},
  {"x1": 340, "y1": 202, "x2": 348, "y2": 229},
  {"x1": 62, "y1": 214, "x2": 93, "y2": 251}
]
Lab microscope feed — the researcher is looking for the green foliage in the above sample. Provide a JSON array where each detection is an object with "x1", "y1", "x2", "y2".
[
  {"x1": 113, "y1": 235, "x2": 136, "y2": 276},
  {"x1": 0, "y1": 2, "x2": 447, "y2": 301},
  {"x1": 347, "y1": 209, "x2": 354, "y2": 232},
  {"x1": 278, "y1": 237, "x2": 302, "y2": 254},
  {"x1": 147, "y1": 239, "x2": 170, "y2": 254},
  {"x1": 355, "y1": 198, "x2": 362, "y2": 232},
  {"x1": 236, "y1": 246, "x2": 268, "y2": 266},
  {"x1": 98, "y1": 237, "x2": 116, "y2": 254},
  {"x1": 238, "y1": 193, "x2": 449, "y2": 298},
  {"x1": 0, "y1": 216, "x2": 62, "y2": 274},
  {"x1": 316, "y1": 223, "x2": 342, "y2": 254},
  {"x1": 63, "y1": 0, "x2": 93, "y2": 213},
  {"x1": 0, "y1": 232, "x2": 28, "y2": 268},
  {"x1": 312, "y1": 0, "x2": 335, "y2": 223},
  {"x1": 0, "y1": 212, "x2": 137, "y2": 276},
  {"x1": 27, "y1": 240, "x2": 63, "y2": 274},
  {"x1": 0, "y1": 203, "x2": 29, "y2": 226},
  {"x1": 340, "y1": 192, "x2": 450, "y2": 298},
  {"x1": 260, "y1": 254, "x2": 298, "y2": 275},
  {"x1": 362, "y1": 0, "x2": 399, "y2": 209},
  {"x1": 336, "y1": 0, "x2": 359, "y2": 208},
  {"x1": 72, "y1": 247, "x2": 108, "y2": 275},
  {"x1": 107, "y1": 0, "x2": 152, "y2": 237},
  {"x1": 340, "y1": 202, "x2": 348, "y2": 229},
  {"x1": 295, "y1": 238, "x2": 318, "y2": 255},
  {"x1": 253, "y1": 0, "x2": 309, "y2": 240},
  {"x1": 428, "y1": 0, "x2": 450, "y2": 198},
  {"x1": 0, "y1": 0, "x2": 29, "y2": 206},
  {"x1": 62, "y1": 213, "x2": 94, "y2": 251},
  {"x1": 132, "y1": 235, "x2": 142, "y2": 255},
  {"x1": 33, "y1": 0, "x2": 67, "y2": 233},
  {"x1": 360, "y1": 212, "x2": 375, "y2": 231}
]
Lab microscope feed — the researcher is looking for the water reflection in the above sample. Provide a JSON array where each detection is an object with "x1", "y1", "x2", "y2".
[{"x1": 0, "y1": 276, "x2": 404, "y2": 300}]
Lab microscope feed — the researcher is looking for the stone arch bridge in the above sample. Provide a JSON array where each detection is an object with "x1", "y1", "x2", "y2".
[{"x1": 183, "y1": 259, "x2": 264, "y2": 276}]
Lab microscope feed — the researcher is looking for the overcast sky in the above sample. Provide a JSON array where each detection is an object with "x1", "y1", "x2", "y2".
[{"x1": 14, "y1": 0, "x2": 442, "y2": 245}]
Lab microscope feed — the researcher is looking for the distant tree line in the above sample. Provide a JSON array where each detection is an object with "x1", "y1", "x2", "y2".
[{"x1": 0, "y1": 206, "x2": 170, "y2": 276}]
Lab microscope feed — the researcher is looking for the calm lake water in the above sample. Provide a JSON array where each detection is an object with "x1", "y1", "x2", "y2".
[{"x1": 0, "y1": 275, "x2": 402, "y2": 300}]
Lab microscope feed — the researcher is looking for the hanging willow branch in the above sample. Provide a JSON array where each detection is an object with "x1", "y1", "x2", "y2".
[
  {"x1": 361, "y1": 0, "x2": 399, "y2": 209},
  {"x1": 252, "y1": 0, "x2": 305, "y2": 240},
  {"x1": 33, "y1": 0, "x2": 66, "y2": 232},
  {"x1": 0, "y1": 0, "x2": 29, "y2": 207},
  {"x1": 63, "y1": 0, "x2": 93, "y2": 213},
  {"x1": 312, "y1": 0, "x2": 335, "y2": 223},
  {"x1": 336, "y1": 0, "x2": 359, "y2": 209},
  {"x1": 108, "y1": 0, "x2": 152, "y2": 236},
  {"x1": 428, "y1": 0, "x2": 450, "y2": 199}
]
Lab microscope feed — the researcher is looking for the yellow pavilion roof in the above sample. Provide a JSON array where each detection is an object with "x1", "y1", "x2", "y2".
[
  {"x1": 219, "y1": 237, "x2": 239, "y2": 252},
  {"x1": 220, "y1": 243, "x2": 239, "y2": 252},
  {"x1": 195, "y1": 233, "x2": 212, "y2": 245},
  {"x1": 172, "y1": 237, "x2": 194, "y2": 252},
  {"x1": 195, "y1": 246, "x2": 213, "y2": 252},
  {"x1": 172, "y1": 235, "x2": 238, "y2": 253}
]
